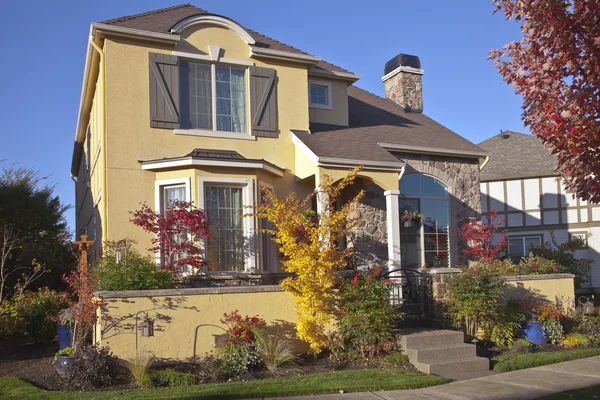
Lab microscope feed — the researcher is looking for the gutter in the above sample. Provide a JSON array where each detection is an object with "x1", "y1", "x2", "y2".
[
  {"x1": 378, "y1": 142, "x2": 489, "y2": 159},
  {"x1": 308, "y1": 67, "x2": 361, "y2": 83}
]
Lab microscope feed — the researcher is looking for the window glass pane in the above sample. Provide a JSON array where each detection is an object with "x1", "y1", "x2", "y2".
[
  {"x1": 180, "y1": 61, "x2": 212, "y2": 130},
  {"x1": 524, "y1": 237, "x2": 541, "y2": 252},
  {"x1": 215, "y1": 66, "x2": 246, "y2": 133},
  {"x1": 205, "y1": 185, "x2": 245, "y2": 272},
  {"x1": 310, "y1": 85, "x2": 327, "y2": 105},
  {"x1": 509, "y1": 238, "x2": 525, "y2": 258},
  {"x1": 163, "y1": 186, "x2": 186, "y2": 211}
]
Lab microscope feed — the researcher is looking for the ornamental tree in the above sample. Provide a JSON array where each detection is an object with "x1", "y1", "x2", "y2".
[
  {"x1": 253, "y1": 167, "x2": 364, "y2": 353},
  {"x1": 462, "y1": 208, "x2": 508, "y2": 262},
  {"x1": 131, "y1": 200, "x2": 211, "y2": 275},
  {"x1": 490, "y1": 0, "x2": 600, "y2": 202}
]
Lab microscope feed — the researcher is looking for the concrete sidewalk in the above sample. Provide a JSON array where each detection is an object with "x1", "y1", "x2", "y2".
[{"x1": 258, "y1": 356, "x2": 600, "y2": 400}]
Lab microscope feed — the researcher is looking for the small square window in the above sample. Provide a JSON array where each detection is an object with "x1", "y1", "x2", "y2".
[
  {"x1": 570, "y1": 232, "x2": 588, "y2": 248},
  {"x1": 309, "y1": 81, "x2": 332, "y2": 109}
]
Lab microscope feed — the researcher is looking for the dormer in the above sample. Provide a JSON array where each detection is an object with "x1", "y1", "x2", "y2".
[{"x1": 307, "y1": 65, "x2": 359, "y2": 128}]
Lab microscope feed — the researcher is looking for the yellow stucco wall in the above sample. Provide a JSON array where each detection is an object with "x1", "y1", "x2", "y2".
[
  {"x1": 503, "y1": 274, "x2": 575, "y2": 309},
  {"x1": 308, "y1": 79, "x2": 349, "y2": 127},
  {"x1": 95, "y1": 287, "x2": 302, "y2": 362}
]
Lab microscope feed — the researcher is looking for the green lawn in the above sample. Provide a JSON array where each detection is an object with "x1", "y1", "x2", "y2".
[
  {"x1": 536, "y1": 384, "x2": 600, "y2": 399},
  {"x1": 493, "y1": 348, "x2": 600, "y2": 372},
  {"x1": 0, "y1": 369, "x2": 447, "y2": 400}
]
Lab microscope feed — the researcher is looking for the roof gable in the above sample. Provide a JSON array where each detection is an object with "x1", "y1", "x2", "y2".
[{"x1": 478, "y1": 131, "x2": 558, "y2": 181}]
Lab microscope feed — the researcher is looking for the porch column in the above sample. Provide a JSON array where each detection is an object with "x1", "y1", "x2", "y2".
[{"x1": 384, "y1": 190, "x2": 401, "y2": 271}]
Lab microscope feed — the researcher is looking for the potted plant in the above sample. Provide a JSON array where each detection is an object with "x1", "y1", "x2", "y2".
[
  {"x1": 522, "y1": 302, "x2": 563, "y2": 345},
  {"x1": 53, "y1": 346, "x2": 76, "y2": 377},
  {"x1": 57, "y1": 309, "x2": 73, "y2": 350},
  {"x1": 401, "y1": 211, "x2": 424, "y2": 228}
]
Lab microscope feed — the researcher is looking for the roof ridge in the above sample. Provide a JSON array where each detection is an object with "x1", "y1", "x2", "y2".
[{"x1": 101, "y1": 3, "x2": 198, "y2": 25}]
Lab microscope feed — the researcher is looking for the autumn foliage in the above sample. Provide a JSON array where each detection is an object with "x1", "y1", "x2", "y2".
[
  {"x1": 253, "y1": 168, "x2": 364, "y2": 353},
  {"x1": 131, "y1": 200, "x2": 211, "y2": 275},
  {"x1": 490, "y1": 0, "x2": 600, "y2": 202},
  {"x1": 462, "y1": 208, "x2": 508, "y2": 262}
]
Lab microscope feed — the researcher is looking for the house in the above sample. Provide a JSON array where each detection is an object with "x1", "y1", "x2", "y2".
[
  {"x1": 479, "y1": 131, "x2": 600, "y2": 293},
  {"x1": 72, "y1": 4, "x2": 487, "y2": 277}
]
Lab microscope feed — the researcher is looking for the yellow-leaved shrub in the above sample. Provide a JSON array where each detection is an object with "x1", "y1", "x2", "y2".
[{"x1": 253, "y1": 168, "x2": 364, "y2": 353}]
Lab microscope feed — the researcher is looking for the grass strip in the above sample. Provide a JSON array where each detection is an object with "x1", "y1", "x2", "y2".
[
  {"x1": 0, "y1": 369, "x2": 447, "y2": 400},
  {"x1": 493, "y1": 348, "x2": 600, "y2": 372}
]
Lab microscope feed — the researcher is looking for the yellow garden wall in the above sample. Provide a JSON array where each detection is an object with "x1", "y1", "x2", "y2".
[
  {"x1": 95, "y1": 286, "x2": 301, "y2": 362},
  {"x1": 503, "y1": 273, "x2": 576, "y2": 309}
]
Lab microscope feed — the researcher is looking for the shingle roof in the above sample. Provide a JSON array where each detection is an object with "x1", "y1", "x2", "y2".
[
  {"x1": 100, "y1": 4, "x2": 351, "y2": 74},
  {"x1": 294, "y1": 86, "x2": 486, "y2": 164},
  {"x1": 478, "y1": 131, "x2": 558, "y2": 181}
]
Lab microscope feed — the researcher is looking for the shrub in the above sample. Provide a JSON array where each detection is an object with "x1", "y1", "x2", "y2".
[
  {"x1": 562, "y1": 309, "x2": 600, "y2": 346},
  {"x1": 125, "y1": 352, "x2": 153, "y2": 388},
  {"x1": 53, "y1": 346, "x2": 75, "y2": 364},
  {"x1": 381, "y1": 352, "x2": 409, "y2": 366},
  {"x1": 516, "y1": 255, "x2": 560, "y2": 275},
  {"x1": 217, "y1": 311, "x2": 264, "y2": 378},
  {"x1": 196, "y1": 353, "x2": 227, "y2": 383},
  {"x1": 529, "y1": 231, "x2": 591, "y2": 287},
  {"x1": 486, "y1": 300, "x2": 525, "y2": 347},
  {"x1": 562, "y1": 333, "x2": 592, "y2": 348},
  {"x1": 510, "y1": 338, "x2": 533, "y2": 354},
  {"x1": 544, "y1": 319, "x2": 564, "y2": 345},
  {"x1": 94, "y1": 241, "x2": 176, "y2": 291},
  {"x1": 218, "y1": 342, "x2": 261, "y2": 378},
  {"x1": 447, "y1": 265, "x2": 504, "y2": 337},
  {"x1": 64, "y1": 346, "x2": 120, "y2": 390},
  {"x1": 0, "y1": 287, "x2": 68, "y2": 342},
  {"x1": 252, "y1": 328, "x2": 298, "y2": 371},
  {"x1": 149, "y1": 368, "x2": 198, "y2": 387},
  {"x1": 336, "y1": 266, "x2": 397, "y2": 359}
]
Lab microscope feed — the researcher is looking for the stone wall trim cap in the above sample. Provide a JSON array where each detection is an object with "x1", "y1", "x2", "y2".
[
  {"x1": 502, "y1": 273, "x2": 575, "y2": 281},
  {"x1": 427, "y1": 267, "x2": 463, "y2": 274},
  {"x1": 95, "y1": 285, "x2": 284, "y2": 299}
]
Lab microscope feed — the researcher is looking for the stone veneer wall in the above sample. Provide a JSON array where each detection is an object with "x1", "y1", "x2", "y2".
[
  {"x1": 394, "y1": 153, "x2": 481, "y2": 266},
  {"x1": 384, "y1": 71, "x2": 424, "y2": 112},
  {"x1": 345, "y1": 178, "x2": 388, "y2": 268}
]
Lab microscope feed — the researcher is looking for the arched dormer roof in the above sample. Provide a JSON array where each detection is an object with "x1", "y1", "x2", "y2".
[{"x1": 170, "y1": 14, "x2": 255, "y2": 45}]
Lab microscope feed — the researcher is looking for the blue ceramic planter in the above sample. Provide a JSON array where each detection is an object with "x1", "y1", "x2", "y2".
[
  {"x1": 57, "y1": 324, "x2": 71, "y2": 350},
  {"x1": 523, "y1": 321, "x2": 547, "y2": 345}
]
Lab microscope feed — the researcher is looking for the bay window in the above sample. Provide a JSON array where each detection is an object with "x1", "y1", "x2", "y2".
[{"x1": 399, "y1": 174, "x2": 451, "y2": 268}]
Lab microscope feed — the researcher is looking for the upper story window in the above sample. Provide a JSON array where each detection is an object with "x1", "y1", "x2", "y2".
[
  {"x1": 180, "y1": 61, "x2": 247, "y2": 133},
  {"x1": 508, "y1": 235, "x2": 542, "y2": 261},
  {"x1": 309, "y1": 80, "x2": 332, "y2": 110}
]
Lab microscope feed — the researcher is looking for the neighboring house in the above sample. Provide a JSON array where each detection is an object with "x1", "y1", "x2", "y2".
[
  {"x1": 479, "y1": 131, "x2": 600, "y2": 293},
  {"x1": 73, "y1": 4, "x2": 487, "y2": 276}
]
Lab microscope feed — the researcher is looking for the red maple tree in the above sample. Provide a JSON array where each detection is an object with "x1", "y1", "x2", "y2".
[
  {"x1": 490, "y1": 0, "x2": 600, "y2": 202},
  {"x1": 462, "y1": 208, "x2": 508, "y2": 262},
  {"x1": 131, "y1": 200, "x2": 212, "y2": 275}
]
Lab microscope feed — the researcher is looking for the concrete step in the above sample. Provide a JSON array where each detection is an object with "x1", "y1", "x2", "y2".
[
  {"x1": 397, "y1": 329, "x2": 465, "y2": 349},
  {"x1": 406, "y1": 343, "x2": 476, "y2": 364},
  {"x1": 416, "y1": 355, "x2": 490, "y2": 380}
]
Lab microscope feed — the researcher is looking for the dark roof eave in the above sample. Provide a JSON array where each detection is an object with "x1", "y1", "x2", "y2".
[{"x1": 378, "y1": 142, "x2": 489, "y2": 159}]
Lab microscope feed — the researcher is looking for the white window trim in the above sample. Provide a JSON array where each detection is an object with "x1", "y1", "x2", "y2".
[
  {"x1": 198, "y1": 176, "x2": 256, "y2": 273},
  {"x1": 154, "y1": 178, "x2": 192, "y2": 266},
  {"x1": 308, "y1": 80, "x2": 333, "y2": 110},
  {"x1": 177, "y1": 58, "x2": 252, "y2": 138},
  {"x1": 258, "y1": 181, "x2": 277, "y2": 273},
  {"x1": 172, "y1": 50, "x2": 254, "y2": 67}
]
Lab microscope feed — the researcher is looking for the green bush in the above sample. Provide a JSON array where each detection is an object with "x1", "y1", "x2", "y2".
[
  {"x1": 218, "y1": 342, "x2": 261, "y2": 378},
  {"x1": 149, "y1": 368, "x2": 198, "y2": 387},
  {"x1": 510, "y1": 338, "x2": 533, "y2": 354},
  {"x1": 125, "y1": 352, "x2": 153, "y2": 388},
  {"x1": 516, "y1": 255, "x2": 560, "y2": 275},
  {"x1": 447, "y1": 264, "x2": 504, "y2": 337},
  {"x1": 562, "y1": 333, "x2": 592, "y2": 348},
  {"x1": 0, "y1": 287, "x2": 68, "y2": 342},
  {"x1": 486, "y1": 299, "x2": 525, "y2": 347},
  {"x1": 252, "y1": 328, "x2": 298, "y2": 371},
  {"x1": 336, "y1": 267, "x2": 397, "y2": 359},
  {"x1": 561, "y1": 309, "x2": 600, "y2": 346},
  {"x1": 94, "y1": 240, "x2": 176, "y2": 291},
  {"x1": 381, "y1": 352, "x2": 409, "y2": 366}
]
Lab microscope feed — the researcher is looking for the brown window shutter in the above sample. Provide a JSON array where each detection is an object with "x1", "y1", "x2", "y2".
[
  {"x1": 149, "y1": 53, "x2": 180, "y2": 129},
  {"x1": 249, "y1": 66, "x2": 278, "y2": 137}
]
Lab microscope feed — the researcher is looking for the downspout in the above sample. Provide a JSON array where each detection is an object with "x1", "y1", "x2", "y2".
[
  {"x1": 89, "y1": 36, "x2": 108, "y2": 245},
  {"x1": 480, "y1": 156, "x2": 490, "y2": 171}
]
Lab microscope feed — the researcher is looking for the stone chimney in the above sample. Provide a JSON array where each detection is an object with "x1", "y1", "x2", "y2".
[{"x1": 382, "y1": 54, "x2": 424, "y2": 113}]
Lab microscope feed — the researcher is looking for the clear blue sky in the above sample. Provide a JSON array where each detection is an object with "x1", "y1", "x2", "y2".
[{"x1": 0, "y1": 0, "x2": 524, "y2": 233}]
